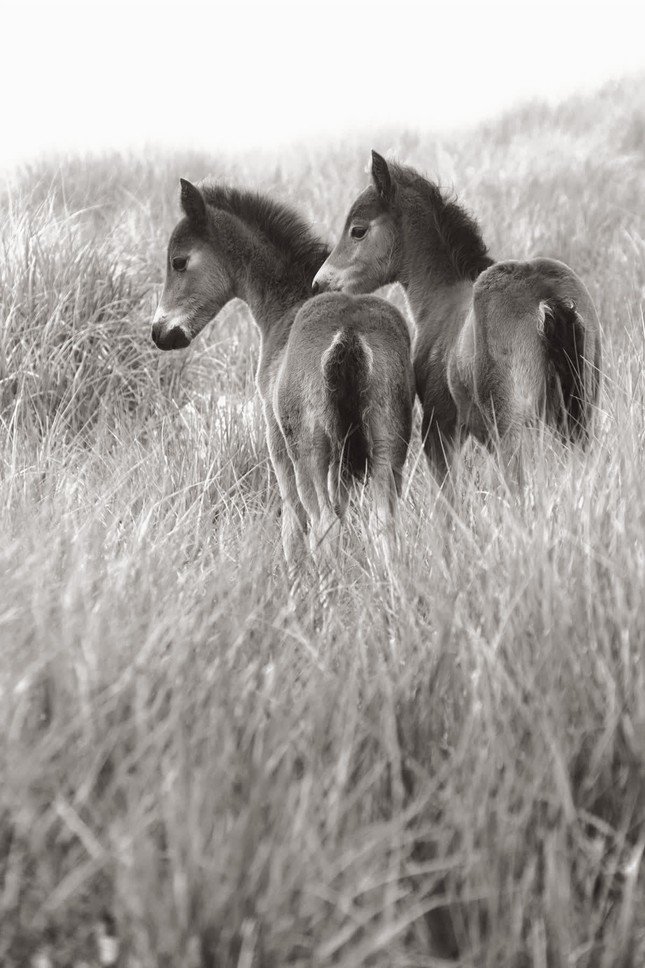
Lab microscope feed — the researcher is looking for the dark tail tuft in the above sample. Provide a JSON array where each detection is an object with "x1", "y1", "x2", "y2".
[
  {"x1": 322, "y1": 331, "x2": 372, "y2": 495},
  {"x1": 539, "y1": 297, "x2": 588, "y2": 437}
]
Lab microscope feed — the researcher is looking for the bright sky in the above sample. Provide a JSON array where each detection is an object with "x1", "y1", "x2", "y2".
[{"x1": 2, "y1": 0, "x2": 644, "y2": 168}]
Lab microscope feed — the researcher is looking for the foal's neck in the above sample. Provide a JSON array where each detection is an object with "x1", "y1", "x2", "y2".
[
  {"x1": 225, "y1": 218, "x2": 313, "y2": 339},
  {"x1": 402, "y1": 261, "x2": 473, "y2": 356},
  {"x1": 398, "y1": 202, "x2": 473, "y2": 351}
]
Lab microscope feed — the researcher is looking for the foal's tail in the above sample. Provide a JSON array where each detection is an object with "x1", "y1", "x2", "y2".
[
  {"x1": 321, "y1": 329, "x2": 373, "y2": 509},
  {"x1": 539, "y1": 296, "x2": 590, "y2": 438}
]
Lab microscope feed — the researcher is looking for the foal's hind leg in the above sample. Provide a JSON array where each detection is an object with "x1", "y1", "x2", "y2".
[
  {"x1": 368, "y1": 447, "x2": 400, "y2": 569},
  {"x1": 365, "y1": 456, "x2": 402, "y2": 652},
  {"x1": 311, "y1": 430, "x2": 340, "y2": 553},
  {"x1": 298, "y1": 459, "x2": 342, "y2": 568},
  {"x1": 370, "y1": 466, "x2": 398, "y2": 532},
  {"x1": 289, "y1": 436, "x2": 326, "y2": 555},
  {"x1": 265, "y1": 411, "x2": 308, "y2": 569},
  {"x1": 293, "y1": 434, "x2": 339, "y2": 603},
  {"x1": 474, "y1": 370, "x2": 527, "y2": 495}
]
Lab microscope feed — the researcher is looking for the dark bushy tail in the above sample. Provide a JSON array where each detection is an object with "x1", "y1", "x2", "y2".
[
  {"x1": 321, "y1": 330, "x2": 372, "y2": 508},
  {"x1": 539, "y1": 297, "x2": 589, "y2": 437}
]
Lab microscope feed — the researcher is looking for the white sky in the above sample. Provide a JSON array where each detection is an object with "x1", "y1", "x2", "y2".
[{"x1": 2, "y1": 0, "x2": 644, "y2": 167}]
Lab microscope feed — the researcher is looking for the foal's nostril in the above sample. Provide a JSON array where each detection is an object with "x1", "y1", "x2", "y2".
[
  {"x1": 168, "y1": 328, "x2": 190, "y2": 349},
  {"x1": 151, "y1": 324, "x2": 190, "y2": 351}
]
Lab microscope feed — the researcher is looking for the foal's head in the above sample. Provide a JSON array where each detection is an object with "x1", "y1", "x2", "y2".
[
  {"x1": 313, "y1": 150, "x2": 492, "y2": 295},
  {"x1": 152, "y1": 179, "x2": 233, "y2": 350},
  {"x1": 312, "y1": 151, "x2": 401, "y2": 295}
]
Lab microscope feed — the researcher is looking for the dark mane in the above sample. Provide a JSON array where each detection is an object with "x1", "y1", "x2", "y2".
[
  {"x1": 391, "y1": 164, "x2": 493, "y2": 281},
  {"x1": 199, "y1": 182, "x2": 330, "y2": 283}
]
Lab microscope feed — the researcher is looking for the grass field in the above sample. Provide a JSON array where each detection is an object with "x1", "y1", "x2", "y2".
[{"x1": 1, "y1": 75, "x2": 645, "y2": 967}]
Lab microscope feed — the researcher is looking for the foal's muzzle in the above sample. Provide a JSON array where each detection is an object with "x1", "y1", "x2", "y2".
[
  {"x1": 312, "y1": 263, "x2": 342, "y2": 295},
  {"x1": 151, "y1": 322, "x2": 190, "y2": 351},
  {"x1": 312, "y1": 273, "x2": 333, "y2": 294}
]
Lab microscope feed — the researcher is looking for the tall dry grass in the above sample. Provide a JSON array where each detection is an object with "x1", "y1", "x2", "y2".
[{"x1": 1, "y1": 76, "x2": 645, "y2": 967}]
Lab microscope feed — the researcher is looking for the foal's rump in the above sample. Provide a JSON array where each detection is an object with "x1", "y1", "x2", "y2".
[
  {"x1": 468, "y1": 258, "x2": 601, "y2": 439},
  {"x1": 280, "y1": 292, "x2": 414, "y2": 513}
]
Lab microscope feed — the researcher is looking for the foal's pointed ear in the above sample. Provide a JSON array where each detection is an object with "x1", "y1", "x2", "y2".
[
  {"x1": 371, "y1": 150, "x2": 393, "y2": 201},
  {"x1": 180, "y1": 178, "x2": 207, "y2": 227}
]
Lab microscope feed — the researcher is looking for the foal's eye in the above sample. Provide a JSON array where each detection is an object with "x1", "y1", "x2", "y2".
[
  {"x1": 350, "y1": 225, "x2": 368, "y2": 240},
  {"x1": 172, "y1": 256, "x2": 188, "y2": 272}
]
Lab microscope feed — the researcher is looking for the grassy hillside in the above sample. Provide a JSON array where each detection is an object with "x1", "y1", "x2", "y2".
[{"x1": 1, "y1": 76, "x2": 645, "y2": 966}]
